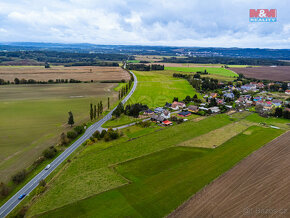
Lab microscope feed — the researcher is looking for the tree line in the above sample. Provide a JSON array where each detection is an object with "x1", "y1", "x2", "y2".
[{"x1": 127, "y1": 64, "x2": 164, "y2": 71}]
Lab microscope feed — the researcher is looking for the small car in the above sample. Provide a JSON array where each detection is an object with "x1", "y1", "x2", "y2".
[
  {"x1": 18, "y1": 194, "x2": 26, "y2": 200},
  {"x1": 45, "y1": 164, "x2": 51, "y2": 170}
]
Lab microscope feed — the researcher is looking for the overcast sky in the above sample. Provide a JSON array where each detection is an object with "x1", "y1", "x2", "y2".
[{"x1": 0, "y1": 0, "x2": 289, "y2": 48}]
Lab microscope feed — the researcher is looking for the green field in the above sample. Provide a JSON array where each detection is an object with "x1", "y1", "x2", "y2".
[
  {"x1": 102, "y1": 114, "x2": 142, "y2": 128},
  {"x1": 128, "y1": 70, "x2": 199, "y2": 107},
  {"x1": 0, "y1": 83, "x2": 117, "y2": 182},
  {"x1": 30, "y1": 122, "x2": 283, "y2": 217},
  {"x1": 27, "y1": 114, "x2": 232, "y2": 216},
  {"x1": 165, "y1": 66, "x2": 238, "y2": 77}
]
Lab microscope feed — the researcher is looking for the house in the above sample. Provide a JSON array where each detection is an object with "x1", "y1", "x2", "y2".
[
  {"x1": 187, "y1": 105, "x2": 199, "y2": 113},
  {"x1": 178, "y1": 111, "x2": 191, "y2": 117},
  {"x1": 224, "y1": 92, "x2": 235, "y2": 99},
  {"x1": 151, "y1": 114, "x2": 165, "y2": 123},
  {"x1": 285, "y1": 90, "x2": 290, "y2": 95},
  {"x1": 216, "y1": 98, "x2": 224, "y2": 105},
  {"x1": 245, "y1": 100, "x2": 253, "y2": 106},
  {"x1": 154, "y1": 107, "x2": 164, "y2": 113},
  {"x1": 210, "y1": 93, "x2": 217, "y2": 98},
  {"x1": 199, "y1": 106, "x2": 209, "y2": 111},
  {"x1": 209, "y1": 106, "x2": 220, "y2": 113},
  {"x1": 164, "y1": 102, "x2": 172, "y2": 108},
  {"x1": 171, "y1": 101, "x2": 186, "y2": 110},
  {"x1": 143, "y1": 109, "x2": 154, "y2": 115},
  {"x1": 160, "y1": 110, "x2": 171, "y2": 119},
  {"x1": 241, "y1": 84, "x2": 257, "y2": 92},
  {"x1": 272, "y1": 99, "x2": 282, "y2": 107},
  {"x1": 162, "y1": 120, "x2": 173, "y2": 126}
]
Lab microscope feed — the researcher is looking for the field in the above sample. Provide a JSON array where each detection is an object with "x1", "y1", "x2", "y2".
[
  {"x1": 128, "y1": 70, "x2": 199, "y2": 107},
  {"x1": 165, "y1": 66, "x2": 238, "y2": 77},
  {"x1": 27, "y1": 114, "x2": 232, "y2": 216},
  {"x1": 0, "y1": 83, "x2": 118, "y2": 183},
  {"x1": 230, "y1": 66, "x2": 290, "y2": 81},
  {"x1": 179, "y1": 120, "x2": 254, "y2": 148},
  {"x1": 169, "y1": 131, "x2": 290, "y2": 218},
  {"x1": 102, "y1": 114, "x2": 142, "y2": 128},
  {"x1": 28, "y1": 123, "x2": 283, "y2": 217},
  {"x1": 24, "y1": 113, "x2": 286, "y2": 217},
  {"x1": 0, "y1": 66, "x2": 130, "y2": 82}
]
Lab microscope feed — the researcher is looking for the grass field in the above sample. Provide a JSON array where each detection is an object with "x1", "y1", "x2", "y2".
[
  {"x1": 27, "y1": 114, "x2": 232, "y2": 216},
  {"x1": 128, "y1": 70, "x2": 199, "y2": 107},
  {"x1": 102, "y1": 114, "x2": 142, "y2": 128},
  {"x1": 0, "y1": 83, "x2": 118, "y2": 183},
  {"x1": 32, "y1": 124, "x2": 283, "y2": 218},
  {"x1": 179, "y1": 120, "x2": 254, "y2": 148},
  {"x1": 165, "y1": 66, "x2": 237, "y2": 77},
  {"x1": 245, "y1": 113, "x2": 290, "y2": 129}
]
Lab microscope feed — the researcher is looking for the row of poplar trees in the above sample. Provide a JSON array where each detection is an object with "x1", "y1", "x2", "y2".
[
  {"x1": 89, "y1": 97, "x2": 110, "y2": 121},
  {"x1": 118, "y1": 80, "x2": 132, "y2": 100}
]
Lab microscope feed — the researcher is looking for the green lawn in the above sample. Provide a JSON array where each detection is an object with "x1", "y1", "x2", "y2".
[
  {"x1": 0, "y1": 83, "x2": 117, "y2": 183},
  {"x1": 245, "y1": 113, "x2": 289, "y2": 129},
  {"x1": 128, "y1": 70, "x2": 199, "y2": 107},
  {"x1": 114, "y1": 83, "x2": 127, "y2": 91},
  {"x1": 102, "y1": 114, "x2": 142, "y2": 128},
  {"x1": 27, "y1": 114, "x2": 232, "y2": 216},
  {"x1": 35, "y1": 125, "x2": 283, "y2": 218},
  {"x1": 165, "y1": 66, "x2": 238, "y2": 77}
]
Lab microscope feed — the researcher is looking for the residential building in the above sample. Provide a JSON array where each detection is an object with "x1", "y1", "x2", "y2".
[{"x1": 187, "y1": 105, "x2": 199, "y2": 113}]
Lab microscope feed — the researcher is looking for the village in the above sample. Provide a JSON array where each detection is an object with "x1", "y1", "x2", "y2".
[{"x1": 141, "y1": 81, "x2": 290, "y2": 127}]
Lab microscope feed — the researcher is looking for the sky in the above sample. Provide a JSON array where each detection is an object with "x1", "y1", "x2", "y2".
[{"x1": 0, "y1": 0, "x2": 289, "y2": 48}]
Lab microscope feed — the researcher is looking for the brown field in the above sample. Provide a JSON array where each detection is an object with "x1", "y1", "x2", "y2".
[
  {"x1": 0, "y1": 66, "x2": 130, "y2": 82},
  {"x1": 168, "y1": 131, "x2": 290, "y2": 218},
  {"x1": 230, "y1": 66, "x2": 290, "y2": 81}
]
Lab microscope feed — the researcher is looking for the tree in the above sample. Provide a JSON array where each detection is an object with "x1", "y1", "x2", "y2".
[
  {"x1": 67, "y1": 131, "x2": 77, "y2": 139},
  {"x1": 173, "y1": 97, "x2": 178, "y2": 102},
  {"x1": 274, "y1": 107, "x2": 283, "y2": 117},
  {"x1": 100, "y1": 101, "x2": 103, "y2": 114},
  {"x1": 43, "y1": 146, "x2": 57, "y2": 159},
  {"x1": 14, "y1": 78, "x2": 20, "y2": 84},
  {"x1": 97, "y1": 102, "x2": 100, "y2": 117},
  {"x1": 118, "y1": 91, "x2": 121, "y2": 100},
  {"x1": 68, "y1": 111, "x2": 74, "y2": 127},
  {"x1": 12, "y1": 170, "x2": 27, "y2": 184},
  {"x1": 39, "y1": 179, "x2": 46, "y2": 187},
  {"x1": 112, "y1": 102, "x2": 124, "y2": 117},
  {"x1": 44, "y1": 62, "x2": 50, "y2": 68},
  {"x1": 0, "y1": 182, "x2": 10, "y2": 197},
  {"x1": 90, "y1": 103, "x2": 93, "y2": 121},
  {"x1": 93, "y1": 105, "x2": 97, "y2": 119},
  {"x1": 108, "y1": 97, "x2": 110, "y2": 109},
  {"x1": 60, "y1": 132, "x2": 68, "y2": 145},
  {"x1": 74, "y1": 125, "x2": 84, "y2": 134}
]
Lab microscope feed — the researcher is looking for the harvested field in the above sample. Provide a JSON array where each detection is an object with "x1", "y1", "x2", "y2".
[
  {"x1": 230, "y1": 66, "x2": 290, "y2": 81},
  {"x1": 0, "y1": 66, "x2": 130, "y2": 82},
  {"x1": 168, "y1": 131, "x2": 290, "y2": 218}
]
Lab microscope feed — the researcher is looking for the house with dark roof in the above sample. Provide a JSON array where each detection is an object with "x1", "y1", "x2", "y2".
[
  {"x1": 143, "y1": 109, "x2": 154, "y2": 115},
  {"x1": 178, "y1": 111, "x2": 191, "y2": 117},
  {"x1": 154, "y1": 107, "x2": 164, "y2": 113},
  {"x1": 164, "y1": 102, "x2": 172, "y2": 108}
]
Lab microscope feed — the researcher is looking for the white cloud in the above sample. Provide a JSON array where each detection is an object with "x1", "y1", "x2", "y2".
[{"x1": 0, "y1": 0, "x2": 289, "y2": 48}]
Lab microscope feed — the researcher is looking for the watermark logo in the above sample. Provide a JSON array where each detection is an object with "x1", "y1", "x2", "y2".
[{"x1": 249, "y1": 9, "x2": 277, "y2": 22}]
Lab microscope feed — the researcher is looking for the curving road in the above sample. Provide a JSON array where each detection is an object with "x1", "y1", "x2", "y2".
[{"x1": 0, "y1": 68, "x2": 137, "y2": 218}]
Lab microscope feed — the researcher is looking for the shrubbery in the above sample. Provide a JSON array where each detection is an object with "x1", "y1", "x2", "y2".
[
  {"x1": 67, "y1": 131, "x2": 77, "y2": 139},
  {"x1": 11, "y1": 170, "x2": 27, "y2": 184},
  {"x1": 42, "y1": 146, "x2": 57, "y2": 159}
]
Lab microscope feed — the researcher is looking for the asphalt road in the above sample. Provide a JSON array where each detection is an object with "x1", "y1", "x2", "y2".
[{"x1": 0, "y1": 68, "x2": 137, "y2": 218}]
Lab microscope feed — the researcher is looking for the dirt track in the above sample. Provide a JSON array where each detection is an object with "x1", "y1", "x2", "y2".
[
  {"x1": 230, "y1": 66, "x2": 290, "y2": 81},
  {"x1": 168, "y1": 131, "x2": 290, "y2": 218}
]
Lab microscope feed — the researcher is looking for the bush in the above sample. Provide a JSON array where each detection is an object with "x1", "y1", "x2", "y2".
[
  {"x1": 0, "y1": 182, "x2": 10, "y2": 197},
  {"x1": 14, "y1": 206, "x2": 28, "y2": 218},
  {"x1": 60, "y1": 132, "x2": 69, "y2": 145},
  {"x1": 137, "y1": 121, "x2": 151, "y2": 128},
  {"x1": 12, "y1": 170, "x2": 27, "y2": 184},
  {"x1": 107, "y1": 128, "x2": 119, "y2": 140},
  {"x1": 32, "y1": 156, "x2": 46, "y2": 167},
  {"x1": 42, "y1": 146, "x2": 57, "y2": 159},
  {"x1": 39, "y1": 179, "x2": 46, "y2": 187},
  {"x1": 36, "y1": 185, "x2": 46, "y2": 195},
  {"x1": 93, "y1": 130, "x2": 101, "y2": 139},
  {"x1": 67, "y1": 131, "x2": 77, "y2": 139},
  {"x1": 74, "y1": 125, "x2": 84, "y2": 135},
  {"x1": 100, "y1": 130, "x2": 107, "y2": 138}
]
